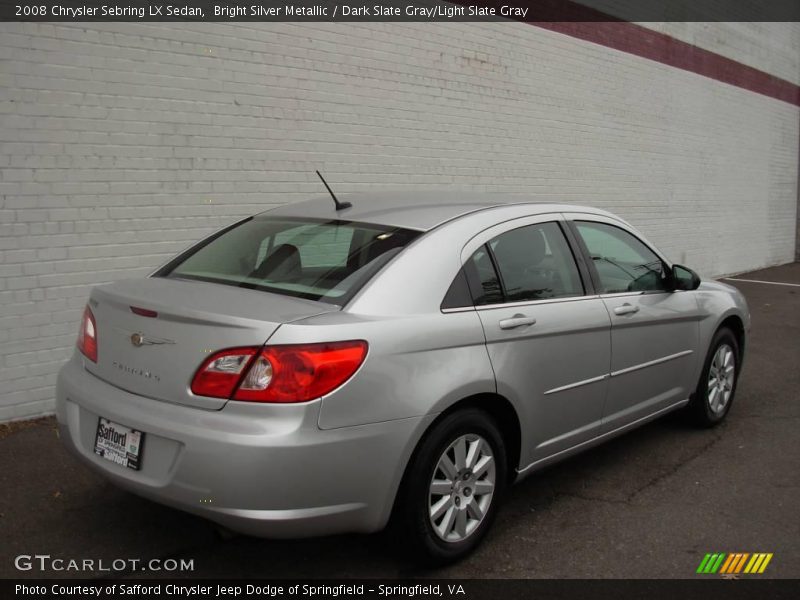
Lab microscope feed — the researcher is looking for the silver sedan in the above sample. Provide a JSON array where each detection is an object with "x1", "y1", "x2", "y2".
[{"x1": 56, "y1": 193, "x2": 749, "y2": 563}]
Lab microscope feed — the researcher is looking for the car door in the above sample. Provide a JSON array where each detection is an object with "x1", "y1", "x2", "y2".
[
  {"x1": 567, "y1": 214, "x2": 701, "y2": 432},
  {"x1": 458, "y1": 215, "x2": 612, "y2": 466}
]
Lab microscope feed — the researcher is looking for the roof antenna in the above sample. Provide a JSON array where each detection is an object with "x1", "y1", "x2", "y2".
[{"x1": 316, "y1": 170, "x2": 351, "y2": 211}]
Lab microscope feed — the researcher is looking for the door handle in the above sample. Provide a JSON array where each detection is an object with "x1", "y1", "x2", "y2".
[
  {"x1": 613, "y1": 303, "x2": 639, "y2": 316},
  {"x1": 499, "y1": 314, "x2": 537, "y2": 330}
]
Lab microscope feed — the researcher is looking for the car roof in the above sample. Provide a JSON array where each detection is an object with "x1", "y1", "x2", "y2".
[{"x1": 260, "y1": 191, "x2": 619, "y2": 231}]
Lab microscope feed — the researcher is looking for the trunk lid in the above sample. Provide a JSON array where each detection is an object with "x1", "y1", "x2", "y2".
[{"x1": 85, "y1": 277, "x2": 338, "y2": 409}]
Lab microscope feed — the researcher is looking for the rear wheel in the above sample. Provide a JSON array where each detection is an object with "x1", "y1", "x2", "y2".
[
  {"x1": 394, "y1": 409, "x2": 507, "y2": 565},
  {"x1": 687, "y1": 327, "x2": 740, "y2": 427}
]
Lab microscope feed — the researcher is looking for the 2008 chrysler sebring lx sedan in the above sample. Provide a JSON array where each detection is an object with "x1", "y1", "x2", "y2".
[{"x1": 56, "y1": 193, "x2": 749, "y2": 563}]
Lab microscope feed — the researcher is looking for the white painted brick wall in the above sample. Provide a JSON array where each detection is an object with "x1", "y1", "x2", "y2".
[{"x1": 0, "y1": 21, "x2": 798, "y2": 421}]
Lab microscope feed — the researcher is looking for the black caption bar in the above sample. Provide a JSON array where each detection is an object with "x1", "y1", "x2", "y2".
[
  {"x1": 5, "y1": 579, "x2": 800, "y2": 600},
  {"x1": 1, "y1": 0, "x2": 799, "y2": 22}
]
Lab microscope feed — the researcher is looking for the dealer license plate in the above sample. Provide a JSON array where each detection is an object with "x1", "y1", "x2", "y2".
[{"x1": 94, "y1": 417, "x2": 144, "y2": 471}]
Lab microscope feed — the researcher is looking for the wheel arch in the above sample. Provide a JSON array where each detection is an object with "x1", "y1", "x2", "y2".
[
  {"x1": 391, "y1": 393, "x2": 521, "y2": 506},
  {"x1": 718, "y1": 314, "x2": 746, "y2": 361},
  {"x1": 438, "y1": 393, "x2": 523, "y2": 483},
  {"x1": 686, "y1": 311, "x2": 745, "y2": 428},
  {"x1": 384, "y1": 392, "x2": 522, "y2": 533}
]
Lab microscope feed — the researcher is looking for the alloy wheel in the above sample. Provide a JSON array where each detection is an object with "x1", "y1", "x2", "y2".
[
  {"x1": 428, "y1": 434, "x2": 496, "y2": 542},
  {"x1": 707, "y1": 343, "x2": 735, "y2": 414}
]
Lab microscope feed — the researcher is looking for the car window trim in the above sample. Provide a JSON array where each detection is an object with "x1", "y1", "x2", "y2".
[
  {"x1": 563, "y1": 219, "x2": 604, "y2": 293},
  {"x1": 441, "y1": 293, "x2": 603, "y2": 314},
  {"x1": 476, "y1": 293, "x2": 603, "y2": 311},
  {"x1": 558, "y1": 220, "x2": 596, "y2": 296},
  {"x1": 483, "y1": 241, "x2": 509, "y2": 303}
]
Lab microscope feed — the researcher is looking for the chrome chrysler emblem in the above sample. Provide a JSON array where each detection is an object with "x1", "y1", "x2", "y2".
[{"x1": 130, "y1": 332, "x2": 174, "y2": 347}]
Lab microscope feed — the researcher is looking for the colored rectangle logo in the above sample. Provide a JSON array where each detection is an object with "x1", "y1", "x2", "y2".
[{"x1": 697, "y1": 552, "x2": 773, "y2": 575}]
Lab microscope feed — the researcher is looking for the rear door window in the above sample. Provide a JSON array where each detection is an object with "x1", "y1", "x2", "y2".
[
  {"x1": 488, "y1": 222, "x2": 584, "y2": 302},
  {"x1": 443, "y1": 221, "x2": 584, "y2": 308}
]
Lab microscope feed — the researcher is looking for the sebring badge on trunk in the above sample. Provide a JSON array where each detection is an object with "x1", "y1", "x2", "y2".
[{"x1": 112, "y1": 360, "x2": 161, "y2": 383}]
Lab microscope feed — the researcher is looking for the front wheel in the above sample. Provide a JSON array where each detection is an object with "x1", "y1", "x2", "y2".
[
  {"x1": 687, "y1": 327, "x2": 740, "y2": 427},
  {"x1": 393, "y1": 409, "x2": 507, "y2": 565}
]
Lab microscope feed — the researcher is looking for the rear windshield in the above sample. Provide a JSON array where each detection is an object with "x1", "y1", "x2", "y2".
[{"x1": 158, "y1": 217, "x2": 421, "y2": 304}]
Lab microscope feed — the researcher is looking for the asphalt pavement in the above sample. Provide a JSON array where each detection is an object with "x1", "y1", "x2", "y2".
[{"x1": 1, "y1": 263, "x2": 798, "y2": 579}]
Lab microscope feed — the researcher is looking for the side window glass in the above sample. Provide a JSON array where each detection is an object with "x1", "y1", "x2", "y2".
[
  {"x1": 488, "y1": 222, "x2": 583, "y2": 302},
  {"x1": 465, "y1": 246, "x2": 504, "y2": 306},
  {"x1": 441, "y1": 269, "x2": 473, "y2": 310},
  {"x1": 575, "y1": 221, "x2": 669, "y2": 293}
]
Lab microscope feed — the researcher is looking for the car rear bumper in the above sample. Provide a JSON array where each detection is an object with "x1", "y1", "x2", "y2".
[{"x1": 56, "y1": 355, "x2": 430, "y2": 538}]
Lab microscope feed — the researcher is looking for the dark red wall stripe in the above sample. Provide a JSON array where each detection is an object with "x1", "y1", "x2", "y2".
[
  {"x1": 458, "y1": 1, "x2": 800, "y2": 107},
  {"x1": 535, "y1": 21, "x2": 800, "y2": 107}
]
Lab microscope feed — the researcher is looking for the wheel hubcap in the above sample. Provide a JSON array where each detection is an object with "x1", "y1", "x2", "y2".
[
  {"x1": 428, "y1": 433, "x2": 495, "y2": 543},
  {"x1": 707, "y1": 343, "x2": 735, "y2": 414}
]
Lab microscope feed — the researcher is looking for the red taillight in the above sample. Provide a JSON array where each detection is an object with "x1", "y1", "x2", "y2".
[
  {"x1": 77, "y1": 305, "x2": 98, "y2": 362},
  {"x1": 190, "y1": 341, "x2": 368, "y2": 403},
  {"x1": 235, "y1": 341, "x2": 368, "y2": 403},
  {"x1": 190, "y1": 348, "x2": 258, "y2": 399}
]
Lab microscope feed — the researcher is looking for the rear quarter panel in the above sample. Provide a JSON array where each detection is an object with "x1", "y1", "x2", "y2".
[{"x1": 265, "y1": 310, "x2": 495, "y2": 430}]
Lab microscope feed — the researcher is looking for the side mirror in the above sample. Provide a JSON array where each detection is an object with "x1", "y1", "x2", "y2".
[{"x1": 672, "y1": 264, "x2": 701, "y2": 291}]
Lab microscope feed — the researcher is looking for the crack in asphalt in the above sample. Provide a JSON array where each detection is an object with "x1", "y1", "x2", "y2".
[
  {"x1": 552, "y1": 490, "x2": 630, "y2": 505},
  {"x1": 547, "y1": 427, "x2": 728, "y2": 507},
  {"x1": 623, "y1": 428, "x2": 727, "y2": 504}
]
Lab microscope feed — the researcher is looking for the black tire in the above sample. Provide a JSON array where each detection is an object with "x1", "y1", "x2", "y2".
[
  {"x1": 687, "y1": 327, "x2": 740, "y2": 427},
  {"x1": 393, "y1": 408, "x2": 507, "y2": 565}
]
